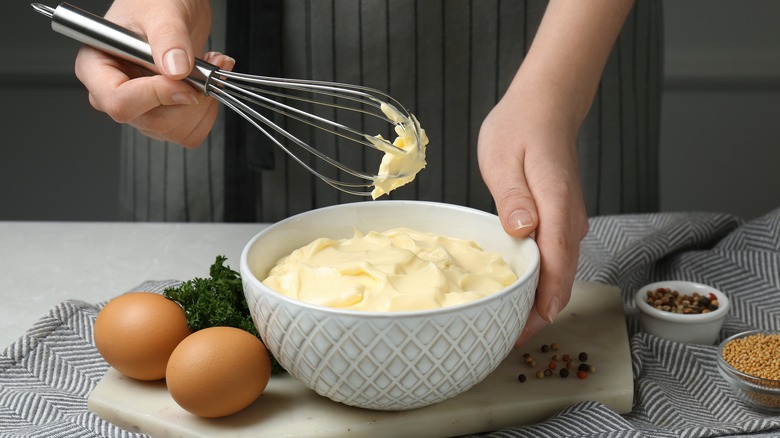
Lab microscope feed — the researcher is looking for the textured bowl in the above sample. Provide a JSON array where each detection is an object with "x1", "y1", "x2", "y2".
[
  {"x1": 717, "y1": 330, "x2": 780, "y2": 413},
  {"x1": 240, "y1": 200, "x2": 539, "y2": 410},
  {"x1": 635, "y1": 280, "x2": 729, "y2": 344}
]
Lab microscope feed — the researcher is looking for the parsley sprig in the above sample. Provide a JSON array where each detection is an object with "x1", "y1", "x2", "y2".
[{"x1": 163, "y1": 255, "x2": 285, "y2": 374}]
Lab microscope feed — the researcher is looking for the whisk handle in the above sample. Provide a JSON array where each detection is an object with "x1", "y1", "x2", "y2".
[{"x1": 32, "y1": 2, "x2": 215, "y2": 95}]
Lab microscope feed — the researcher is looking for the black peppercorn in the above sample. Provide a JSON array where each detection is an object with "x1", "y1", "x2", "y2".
[
  {"x1": 578, "y1": 352, "x2": 589, "y2": 362},
  {"x1": 517, "y1": 373, "x2": 527, "y2": 383}
]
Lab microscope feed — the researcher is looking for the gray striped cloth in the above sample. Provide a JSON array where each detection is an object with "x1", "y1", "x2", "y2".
[{"x1": 3, "y1": 208, "x2": 779, "y2": 437}]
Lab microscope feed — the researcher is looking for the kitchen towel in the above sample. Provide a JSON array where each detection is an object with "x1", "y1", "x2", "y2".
[{"x1": 1, "y1": 209, "x2": 779, "y2": 437}]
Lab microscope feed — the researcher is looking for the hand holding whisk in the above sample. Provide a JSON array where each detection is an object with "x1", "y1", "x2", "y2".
[{"x1": 31, "y1": 2, "x2": 427, "y2": 198}]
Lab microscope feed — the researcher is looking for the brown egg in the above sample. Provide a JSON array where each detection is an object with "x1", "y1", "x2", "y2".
[
  {"x1": 94, "y1": 292, "x2": 192, "y2": 381},
  {"x1": 166, "y1": 327, "x2": 272, "y2": 418}
]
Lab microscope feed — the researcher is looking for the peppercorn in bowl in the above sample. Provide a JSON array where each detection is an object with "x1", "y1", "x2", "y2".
[
  {"x1": 240, "y1": 200, "x2": 539, "y2": 410},
  {"x1": 717, "y1": 330, "x2": 780, "y2": 413},
  {"x1": 634, "y1": 281, "x2": 730, "y2": 344}
]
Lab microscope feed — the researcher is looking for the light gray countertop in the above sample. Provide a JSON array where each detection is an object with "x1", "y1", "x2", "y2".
[{"x1": 0, "y1": 221, "x2": 267, "y2": 350}]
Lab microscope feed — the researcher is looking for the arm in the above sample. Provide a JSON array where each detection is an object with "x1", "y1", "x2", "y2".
[
  {"x1": 73, "y1": 0, "x2": 232, "y2": 147},
  {"x1": 478, "y1": 0, "x2": 635, "y2": 345}
]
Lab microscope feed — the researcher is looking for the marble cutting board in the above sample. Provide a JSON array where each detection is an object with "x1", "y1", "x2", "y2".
[{"x1": 87, "y1": 281, "x2": 634, "y2": 437}]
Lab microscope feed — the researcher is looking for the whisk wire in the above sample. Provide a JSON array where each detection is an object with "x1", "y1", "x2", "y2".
[
  {"x1": 210, "y1": 85, "x2": 377, "y2": 196},
  {"x1": 211, "y1": 76, "x2": 392, "y2": 152}
]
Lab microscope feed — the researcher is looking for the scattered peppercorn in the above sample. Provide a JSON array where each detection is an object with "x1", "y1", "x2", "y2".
[{"x1": 517, "y1": 342, "x2": 597, "y2": 384}]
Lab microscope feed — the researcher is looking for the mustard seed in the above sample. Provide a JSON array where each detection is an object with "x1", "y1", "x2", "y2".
[
  {"x1": 535, "y1": 370, "x2": 545, "y2": 379},
  {"x1": 550, "y1": 343, "x2": 560, "y2": 351},
  {"x1": 722, "y1": 332, "x2": 780, "y2": 381}
]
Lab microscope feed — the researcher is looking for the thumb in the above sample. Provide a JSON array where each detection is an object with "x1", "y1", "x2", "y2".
[
  {"x1": 145, "y1": 16, "x2": 196, "y2": 79},
  {"x1": 478, "y1": 104, "x2": 539, "y2": 239},
  {"x1": 483, "y1": 162, "x2": 539, "y2": 239}
]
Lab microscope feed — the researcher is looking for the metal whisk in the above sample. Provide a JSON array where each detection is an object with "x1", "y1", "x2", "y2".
[{"x1": 32, "y1": 2, "x2": 424, "y2": 196}]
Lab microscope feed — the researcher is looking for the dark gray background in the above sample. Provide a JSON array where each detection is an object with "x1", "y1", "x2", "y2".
[{"x1": 2, "y1": 0, "x2": 778, "y2": 222}]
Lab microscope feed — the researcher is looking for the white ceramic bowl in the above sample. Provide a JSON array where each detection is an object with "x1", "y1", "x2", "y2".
[
  {"x1": 240, "y1": 200, "x2": 539, "y2": 410},
  {"x1": 634, "y1": 280, "x2": 729, "y2": 345}
]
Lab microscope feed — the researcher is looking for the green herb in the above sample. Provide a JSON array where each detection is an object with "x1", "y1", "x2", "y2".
[{"x1": 163, "y1": 255, "x2": 285, "y2": 374}]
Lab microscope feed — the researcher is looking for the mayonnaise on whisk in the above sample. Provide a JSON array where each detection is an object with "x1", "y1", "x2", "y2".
[
  {"x1": 368, "y1": 103, "x2": 429, "y2": 199},
  {"x1": 262, "y1": 227, "x2": 517, "y2": 312}
]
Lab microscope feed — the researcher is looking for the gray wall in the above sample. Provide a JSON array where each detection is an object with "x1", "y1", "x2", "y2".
[
  {"x1": 2, "y1": 1, "x2": 779, "y2": 222},
  {"x1": 1, "y1": 0, "x2": 120, "y2": 221},
  {"x1": 660, "y1": 0, "x2": 780, "y2": 220}
]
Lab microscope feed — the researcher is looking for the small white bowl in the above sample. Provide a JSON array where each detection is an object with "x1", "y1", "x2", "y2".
[
  {"x1": 634, "y1": 280, "x2": 730, "y2": 344},
  {"x1": 241, "y1": 200, "x2": 539, "y2": 410}
]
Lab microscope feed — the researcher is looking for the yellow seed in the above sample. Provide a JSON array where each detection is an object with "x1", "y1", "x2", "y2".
[{"x1": 722, "y1": 333, "x2": 780, "y2": 381}]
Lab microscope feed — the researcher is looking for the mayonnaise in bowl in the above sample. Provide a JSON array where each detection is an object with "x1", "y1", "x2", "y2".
[{"x1": 262, "y1": 227, "x2": 517, "y2": 312}]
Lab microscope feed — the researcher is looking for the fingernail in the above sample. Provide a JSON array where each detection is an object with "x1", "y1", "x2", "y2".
[
  {"x1": 516, "y1": 315, "x2": 548, "y2": 347},
  {"x1": 204, "y1": 51, "x2": 236, "y2": 69},
  {"x1": 545, "y1": 297, "x2": 560, "y2": 323},
  {"x1": 164, "y1": 48, "x2": 190, "y2": 76},
  {"x1": 509, "y1": 209, "x2": 534, "y2": 230},
  {"x1": 172, "y1": 92, "x2": 198, "y2": 105}
]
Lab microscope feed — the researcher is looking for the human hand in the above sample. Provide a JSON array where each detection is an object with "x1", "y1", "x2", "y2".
[
  {"x1": 478, "y1": 0, "x2": 634, "y2": 347},
  {"x1": 74, "y1": 0, "x2": 233, "y2": 147},
  {"x1": 478, "y1": 87, "x2": 589, "y2": 348}
]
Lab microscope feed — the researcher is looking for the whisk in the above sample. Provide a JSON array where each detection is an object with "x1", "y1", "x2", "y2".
[{"x1": 32, "y1": 2, "x2": 425, "y2": 197}]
